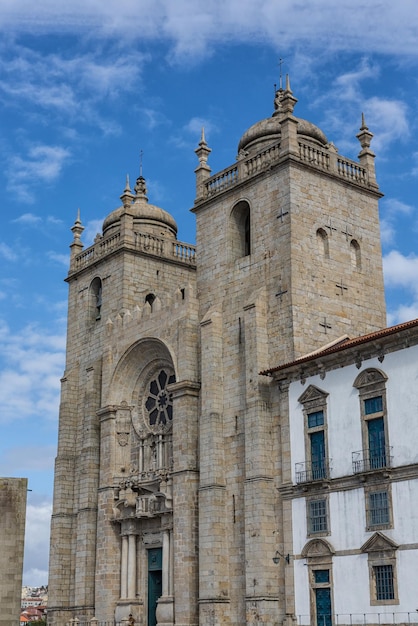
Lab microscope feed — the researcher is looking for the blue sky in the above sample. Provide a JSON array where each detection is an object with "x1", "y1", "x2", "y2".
[{"x1": 0, "y1": 0, "x2": 417, "y2": 587}]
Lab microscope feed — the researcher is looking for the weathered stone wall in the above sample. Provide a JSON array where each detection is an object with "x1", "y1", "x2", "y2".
[{"x1": 0, "y1": 477, "x2": 27, "y2": 626}]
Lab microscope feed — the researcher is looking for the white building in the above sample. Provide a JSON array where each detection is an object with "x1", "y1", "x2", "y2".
[{"x1": 264, "y1": 319, "x2": 418, "y2": 626}]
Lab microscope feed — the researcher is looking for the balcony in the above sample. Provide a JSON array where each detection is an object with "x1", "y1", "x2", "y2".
[
  {"x1": 295, "y1": 460, "x2": 331, "y2": 484},
  {"x1": 352, "y1": 447, "x2": 393, "y2": 473}
]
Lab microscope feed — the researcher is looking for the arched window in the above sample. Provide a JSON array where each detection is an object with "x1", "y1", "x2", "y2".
[
  {"x1": 230, "y1": 200, "x2": 251, "y2": 260},
  {"x1": 301, "y1": 539, "x2": 335, "y2": 626},
  {"x1": 145, "y1": 293, "x2": 156, "y2": 311},
  {"x1": 316, "y1": 228, "x2": 329, "y2": 258},
  {"x1": 350, "y1": 239, "x2": 361, "y2": 269},
  {"x1": 89, "y1": 277, "x2": 102, "y2": 321}
]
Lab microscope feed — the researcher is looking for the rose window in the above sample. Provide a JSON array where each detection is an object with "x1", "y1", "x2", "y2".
[{"x1": 145, "y1": 370, "x2": 175, "y2": 427}]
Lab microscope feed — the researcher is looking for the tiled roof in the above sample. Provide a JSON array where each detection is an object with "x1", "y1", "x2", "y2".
[{"x1": 260, "y1": 318, "x2": 418, "y2": 376}]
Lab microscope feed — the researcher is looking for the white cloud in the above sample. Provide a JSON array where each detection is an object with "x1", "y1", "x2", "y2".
[
  {"x1": 0, "y1": 242, "x2": 18, "y2": 261},
  {"x1": 383, "y1": 249, "x2": 418, "y2": 289},
  {"x1": 12, "y1": 213, "x2": 42, "y2": 225},
  {"x1": 0, "y1": 320, "x2": 66, "y2": 424},
  {"x1": 139, "y1": 108, "x2": 171, "y2": 132},
  {"x1": 332, "y1": 58, "x2": 380, "y2": 102},
  {"x1": 313, "y1": 59, "x2": 409, "y2": 157},
  {"x1": 47, "y1": 251, "x2": 70, "y2": 266},
  {"x1": 383, "y1": 250, "x2": 418, "y2": 324},
  {"x1": 47, "y1": 216, "x2": 64, "y2": 225},
  {"x1": 23, "y1": 499, "x2": 52, "y2": 587},
  {"x1": 411, "y1": 152, "x2": 418, "y2": 177},
  {"x1": 364, "y1": 97, "x2": 409, "y2": 153},
  {"x1": 184, "y1": 116, "x2": 218, "y2": 138},
  {"x1": 0, "y1": 445, "x2": 56, "y2": 477},
  {"x1": 0, "y1": 1, "x2": 417, "y2": 61},
  {"x1": 380, "y1": 198, "x2": 415, "y2": 246},
  {"x1": 169, "y1": 116, "x2": 219, "y2": 152},
  {"x1": 83, "y1": 218, "x2": 105, "y2": 246},
  {"x1": 387, "y1": 303, "x2": 418, "y2": 326},
  {"x1": 7, "y1": 144, "x2": 70, "y2": 202}
]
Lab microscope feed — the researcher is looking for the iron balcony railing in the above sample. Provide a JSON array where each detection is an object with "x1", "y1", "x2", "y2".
[
  {"x1": 296, "y1": 612, "x2": 418, "y2": 626},
  {"x1": 42, "y1": 611, "x2": 418, "y2": 626},
  {"x1": 352, "y1": 446, "x2": 393, "y2": 473},
  {"x1": 295, "y1": 460, "x2": 331, "y2": 484}
]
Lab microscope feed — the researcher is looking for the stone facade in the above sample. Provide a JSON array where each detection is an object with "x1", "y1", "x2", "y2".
[
  {"x1": 0, "y1": 477, "x2": 27, "y2": 626},
  {"x1": 48, "y1": 80, "x2": 387, "y2": 625}
]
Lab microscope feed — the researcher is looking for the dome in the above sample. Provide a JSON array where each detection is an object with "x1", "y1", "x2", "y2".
[
  {"x1": 102, "y1": 176, "x2": 178, "y2": 239},
  {"x1": 238, "y1": 116, "x2": 328, "y2": 154},
  {"x1": 238, "y1": 82, "x2": 328, "y2": 155}
]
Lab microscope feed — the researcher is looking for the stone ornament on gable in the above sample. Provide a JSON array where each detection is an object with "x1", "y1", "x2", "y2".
[
  {"x1": 353, "y1": 368, "x2": 388, "y2": 389},
  {"x1": 301, "y1": 538, "x2": 335, "y2": 559},
  {"x1": 361, "y1": 531, "x2": 398, "y2": 554}
]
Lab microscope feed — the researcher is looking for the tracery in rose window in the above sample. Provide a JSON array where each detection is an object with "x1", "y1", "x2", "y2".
[{"x1": 145, "y1": 370, "x2": 176, "y2": 427}]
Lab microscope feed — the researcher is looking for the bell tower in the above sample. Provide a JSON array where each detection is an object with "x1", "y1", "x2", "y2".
[
  {"x1": 192, "y1": 76, "x2": 386, "y2": 626},
  {"x1": 49, "y1": 172, "x2": 200, "y2": 626}
]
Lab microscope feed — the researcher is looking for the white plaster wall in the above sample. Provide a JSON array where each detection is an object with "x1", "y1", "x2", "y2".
[
  {"x1": 290, "y1": 342, "x2": 418, "y2": 619},
  {"x1": 289, "y1": 344, "x2": 418, "y2": 482},
  {"x1": 397, "y1": 549, "x2": 418, "y2": 608},
  {"x1": 293, "y1": 558, "x2": 310, "y2": 624},
  {"x1": 332, "y1": 554, "x2": 370, "y2": 617},
  {"x1": 384, "y1": 346, "x2": 418, "y2": 466},
  {"x1": 392, "y1": 479, "x2": 418, "y2": 543}
]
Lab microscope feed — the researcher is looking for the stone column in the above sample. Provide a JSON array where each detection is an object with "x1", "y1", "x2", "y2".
[
  {"x1": 170, "y1": 380, "x2": 200, "y2": 626},
  {"x1": 116, "y1": 520, "x2": 142, "y2": 624},
  {"x1": 278, "y1": 379, "x2": 297, "y2": 626},
  {"x1": 121, "y1": 534, "x2": 128, "y2": 599},
  {"x1": 127, "y1": 533, "x2": 137, "y2": 599},
  {"x1": 243, "y1": 296, "x2": 282, "y2": 624},
  {"x1": 48, "y1": 369, "x2": 78, "y2": 625},
  {"x1": 156, "y1": 525, "x2": 174, "y2": 626},
  {"x1": 198, "y1": 310, "x2": 231, "y2": 626},
  {"x1": 74, "y1": 362, "x2": 101, "y2": 619},
  {"x1": 96, "y1": 405, "x2": 123, "y2": 619},
  {"x1": 162, "y1": 530, "x2": 170, "y2": 596}
]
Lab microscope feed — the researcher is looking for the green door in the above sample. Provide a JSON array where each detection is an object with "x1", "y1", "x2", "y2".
[
  {"x1": 315, "y1": 588, "x2": 331, "y2": 626},
  {"x1": 368, "y1": 417, "x2": 386, "y2": 469},
  {"x1": 148, "y1": 548, "x2": 162, "y2": 626},
  {"x1": 314, "y1": 570, "x2": 332, "y2": 626}
]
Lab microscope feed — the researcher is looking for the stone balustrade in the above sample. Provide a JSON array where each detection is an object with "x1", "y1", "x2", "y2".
[
  {"x1": 201, "y1": 137, "x2": 371, "y2": 201},
  {"x1": 205, "y1": 164, "x2": 238, "y2": 196},
  {"x1": 72, "y1": 232, "x2": 196, "y2": 273}
]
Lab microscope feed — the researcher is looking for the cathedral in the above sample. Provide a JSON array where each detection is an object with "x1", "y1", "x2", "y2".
[{"x1": 48, "y1": 78, "x2": 418, "y2": 626}]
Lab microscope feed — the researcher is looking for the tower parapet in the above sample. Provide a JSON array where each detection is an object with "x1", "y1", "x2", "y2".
[
  {"x1": 68, "y1": 175, "x2": 196, "y2": 277},
  {"x1": 194, "y1": 78, "x2": 381, "y2": 205}
]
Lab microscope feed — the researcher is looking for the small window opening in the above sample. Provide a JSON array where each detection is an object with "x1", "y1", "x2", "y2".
[
  {"x1": 317, "y1": 228, "x2": 329, "y2": 258},
  {"x1": 145, "y1": 293, "x2": 156, "y2": 311},
  {"x1": 230, "y1": 201, "x2": 251, "y2": 260},
  {"x1": 350, "y1": 239, "x2": 361, "y2": 269},
  {"x1": 90, "y1": 277, "x2": 102, "y2": 321}
]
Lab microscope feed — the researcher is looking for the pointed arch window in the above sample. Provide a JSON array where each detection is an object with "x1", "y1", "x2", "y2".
[{"x1": 230, "y1": 200, "x2": 251, "y2": 260}]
